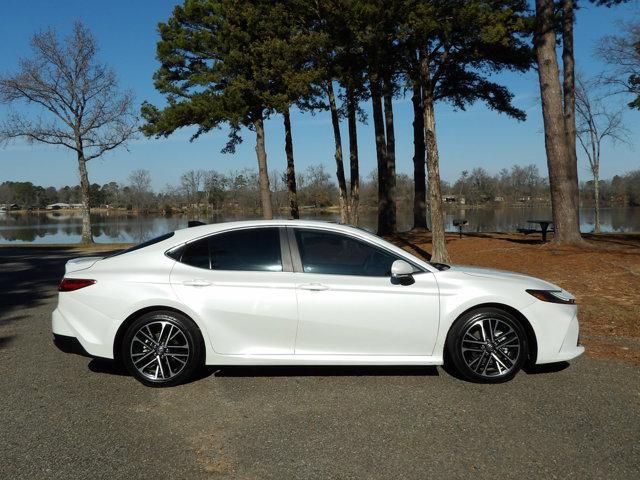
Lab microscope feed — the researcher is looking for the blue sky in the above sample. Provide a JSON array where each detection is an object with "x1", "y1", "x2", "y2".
[{"x1": 0, "y1": 0, "x2": 638, "y2": 191}]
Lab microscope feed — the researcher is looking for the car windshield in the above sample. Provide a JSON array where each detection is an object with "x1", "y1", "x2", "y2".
[{"x1": 105, "y1": 232, "x2": 175, "y2": 258}]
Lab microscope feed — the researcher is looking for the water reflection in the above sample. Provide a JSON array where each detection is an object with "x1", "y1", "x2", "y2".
[{"x1": 0, "y1": 206, "x2": 638, "y2": 244}]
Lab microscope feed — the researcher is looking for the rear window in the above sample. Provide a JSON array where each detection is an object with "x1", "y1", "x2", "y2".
[{"x1": 107, "y1": 232, "x2": 175, "y2": 258}]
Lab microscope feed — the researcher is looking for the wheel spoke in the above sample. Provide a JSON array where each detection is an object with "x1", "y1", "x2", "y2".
[
  {"x1": 462, "y1": 345, "x2": 484, "y2": 353},
  {"x1": 492, "y1": 353, "x2": 508, "y2": 373},
  {"x1": 480, "y1": 322, "x2": 488, "y2": 342},
  {"x1": 472, "y1": 352, "x2": 486, "y2": 372},
  {"x1": 482, "y1": 354, "x2": 492, "y2": 374},
  {"x1": 164, "y1": 357, "x2": 174, "y2": 377},
  {"x1": 495, "y1": 348, "x2": 515, "y2": 367},
  {"x1": 138, "y1": 329, "x2": 157, "y2": 346},
  {"x1": 488, "y1": 319, "x2": 496, "y2": 342},
  {"x1": 156, "y1": 356, "x2": 165, "y2": 379},
  {"x1": 163, "y1": 325, "x2": 174, "y2": 348},
  {"x1": 167, "y1": 354, "x2": 187, "y2": 365},
  {"x1": 139, "y1": 355, "x2": 157, "y2": 371},
  {"x1": 157, "y1": 322, "x2": 167, "y2": 346},
  {"x1": 132, "y1": 350, "x2": 154, "y2": 365}
]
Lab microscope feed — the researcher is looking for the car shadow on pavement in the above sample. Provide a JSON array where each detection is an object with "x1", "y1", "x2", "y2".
[
  {"x1": 523, "y1": 361, "x2": 570, "y2": 375},
  {"x1": 205, "y1": 365, "x2": 440, "y2": 378},
  {"x1": 86, "y1": 359, "x2": 440, "y2": 382},
  {"x1": 88, "y1": 358, "x2": 128, "y2": 376}
]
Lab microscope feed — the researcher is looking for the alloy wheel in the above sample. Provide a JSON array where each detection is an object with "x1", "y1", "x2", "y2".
[
  {"x1": 129, "y1": 320, "x2": 190, "y2": 381},
  {"x1": 460, "y1": 317, "x2": 521, "y2": 378}
]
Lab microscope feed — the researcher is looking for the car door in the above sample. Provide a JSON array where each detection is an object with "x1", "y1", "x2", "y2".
[
  {"x1": 289, "y1": 227, "x2": 439, "y2": 356},
  {"x1": 169, "y1": 226, "x2": 299, "y2": 355}
]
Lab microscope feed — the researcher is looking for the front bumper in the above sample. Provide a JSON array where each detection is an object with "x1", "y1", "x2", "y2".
[{"x1": 520, "y1": 300, "x2": 585, "y2": 364}]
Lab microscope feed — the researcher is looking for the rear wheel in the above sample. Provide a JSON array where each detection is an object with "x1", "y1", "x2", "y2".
[
  {"x1": 446, "y1": 307, "x2": 527, "y2": 383},
  {"x1": 121, "y1": 310, "x2": 203, "y2": 387}
]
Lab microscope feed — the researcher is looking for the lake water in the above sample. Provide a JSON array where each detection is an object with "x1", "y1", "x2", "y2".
[{"x1": 0, "y1": 206, "x2": 638, "y2": 244}]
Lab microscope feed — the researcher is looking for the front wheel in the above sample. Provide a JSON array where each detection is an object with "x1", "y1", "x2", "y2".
[
  {"x1": 121, "y1": 310, "x2": 204, "y2": 387},
  {"x1": 446, "y1": 308, "x2": 528, "y2": 383}
]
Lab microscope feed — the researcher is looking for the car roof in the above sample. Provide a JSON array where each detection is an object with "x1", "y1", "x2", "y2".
[{"x1": 171, "y1": 219, "x2": 363, "y2": 242}]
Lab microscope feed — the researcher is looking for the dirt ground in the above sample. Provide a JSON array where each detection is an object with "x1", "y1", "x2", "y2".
[{"x1": 392, "y1": 231, "x2": 640, "y2": 366}]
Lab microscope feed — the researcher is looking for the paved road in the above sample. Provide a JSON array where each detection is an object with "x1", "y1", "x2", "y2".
[{"x1": 1, "y1": 247, "x2": 639, "y2": 479}]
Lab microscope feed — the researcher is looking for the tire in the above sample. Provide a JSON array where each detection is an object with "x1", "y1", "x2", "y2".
[
  {"x1": 121, "y1": 310, "x2": 204, "y2": 387},
  {"x1": 446, "y1": 307, "x2": 528, "y2": 383}
]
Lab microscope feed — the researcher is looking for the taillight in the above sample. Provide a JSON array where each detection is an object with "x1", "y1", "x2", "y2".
[{"x1": 58, "y1": 278, "x2": 96, "y2": 292}]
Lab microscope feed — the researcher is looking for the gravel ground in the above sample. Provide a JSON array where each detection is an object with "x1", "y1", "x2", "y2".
[{"x1": 1, "y1": 247, "x2": 639, "y2": 479}]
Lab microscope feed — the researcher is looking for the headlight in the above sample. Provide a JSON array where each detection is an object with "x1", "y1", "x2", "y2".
[{"x1": 526, "y1": 289, "x2": 575, "y2": 305}]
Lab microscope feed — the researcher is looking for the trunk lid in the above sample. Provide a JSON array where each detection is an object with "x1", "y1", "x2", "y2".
[{"x1": 64, "y1": 256, "x2": 103, "y2": 274}]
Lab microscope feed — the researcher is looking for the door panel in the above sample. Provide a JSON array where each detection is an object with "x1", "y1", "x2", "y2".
[
  {"x1": 171, "y1": 265, "x2": 298, "y2": 355},
  {"x1": 291, "y1": 227, "x2": 440, "y2": 356},
  {"x1": 294, "y1": 273, "x2": 439, "y2": 356}
]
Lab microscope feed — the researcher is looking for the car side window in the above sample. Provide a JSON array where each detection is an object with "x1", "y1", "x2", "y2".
[
  {"x1": 294, "y1": 229, "x2": 401, "y2": 277},
  {"x1": 180, "y1": 237, "x2": 210, "y2": 269},
  {"x1": 180, "y1": 228, "x2": 283, "y2": 272}
]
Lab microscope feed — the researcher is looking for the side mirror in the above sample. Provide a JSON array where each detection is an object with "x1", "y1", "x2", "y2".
[{"x1": 391, "y1": 260, "x2": 414, "y2": 285}]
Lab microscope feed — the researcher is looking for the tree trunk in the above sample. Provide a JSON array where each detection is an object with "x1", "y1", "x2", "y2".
[
  {"x1": 562, "y1": 0, "x2": 581, "y2": 212},
  {"x1": 370, "y1": 75, "x2": 391, "y2": 235},
  {"x1": 77, "y1": 151, "x2": 93, "y2": 244},
  {"x1": 283, "y1": 108, "x2": 299, "y2": 219},
  {"x1": 420, "y1": 52, "x2": 451, "y2": 263},
  {"x1": 346, "y1": 86, "x2": 360, "y2": 226},
  {"x1": 593, "y1": 166, "x2": 600, "y2": 233},
  {"x1": 411, "y1": 78, "x2": 427, "y2": 230},
  {"x1": 253, "y1": 112, "x2": 273, "y2": 220},
  {"x1": 423, "y1": 96, "x2": 451, "y2": 263},
  {"x1": 382, "y1": 77, "x2": 397, "y2": 234},
  {"x1": 534, "y1": 0, "x2": 582, "y2": 243},
  {"x1": 327, "y1": 80, "x2": 349, "y2": 224}
]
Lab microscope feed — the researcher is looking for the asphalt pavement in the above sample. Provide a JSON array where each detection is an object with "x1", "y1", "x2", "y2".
[{"x1": 1, "y1": 247, "x2": 639, "y2": 479}]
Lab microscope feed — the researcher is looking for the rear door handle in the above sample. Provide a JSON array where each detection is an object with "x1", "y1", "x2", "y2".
[
  {"x1": 298, "y1": 283, "x2": 330, "y2": 291},
  {"x1": 182, "y1": 279, "x2": 212, "y2": 287}
]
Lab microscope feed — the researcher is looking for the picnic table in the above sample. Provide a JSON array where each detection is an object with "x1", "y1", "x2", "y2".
[{"x1": 519, "y1": 220, "x2": 553, "y2": 242}]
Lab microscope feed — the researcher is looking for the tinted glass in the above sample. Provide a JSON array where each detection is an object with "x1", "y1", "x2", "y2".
[
  {"x1": 210, "y1": 228, "x2": 282, "y2": 272},
  {"x1": 180, "y1": 237, "x2": 210, "y2": 269},
  {"x1": 179, "y1": 228, "x2": 283, "y2": 272},
  {"x1": 295, "y1": 229, "x2": 401, "y2": 276}
]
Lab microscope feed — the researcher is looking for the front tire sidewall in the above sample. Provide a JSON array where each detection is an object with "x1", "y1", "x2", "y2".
[
  {"x1": 121, "y1": 311, "x2": 203, "y2": 387},
  {"x1": 447, "y1": 308, "x2": 528, "y2": 384}
]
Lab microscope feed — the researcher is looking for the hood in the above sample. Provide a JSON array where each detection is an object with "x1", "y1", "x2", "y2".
[
  {"x1": 447, "y1": 264, "x2": 562, "y2": 290},
  {"x1": 65, "y1": 256, "x2": 103, "y2": 274}
]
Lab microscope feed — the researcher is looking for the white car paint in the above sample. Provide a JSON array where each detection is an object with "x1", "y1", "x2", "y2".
[{"x1": 51, "y1": 220, "x2": 584, "y2": 367}]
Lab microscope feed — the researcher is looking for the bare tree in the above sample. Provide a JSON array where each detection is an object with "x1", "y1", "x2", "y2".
[
  {"x1": 180, "y1": 170, "x2": 203, "y2": 211},
  {"x1": 575, "y1": 76, "x2": 630, "y2": 232},
  {"x1": 128, "y1": 169, "x2": 152, "y2": 212},
  {"x1": 0, "y1": 22, "x2": 136, "y2": 243},
  {"x1": 597, "y1": 20, "x2": 640, "y2": 109}
]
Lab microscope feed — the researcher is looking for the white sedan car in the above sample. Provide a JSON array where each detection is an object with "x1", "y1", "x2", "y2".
[{"x1": 52, "y1": 220, "x2": 584, "y2": 386}]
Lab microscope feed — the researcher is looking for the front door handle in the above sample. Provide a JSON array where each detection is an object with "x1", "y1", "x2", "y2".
[
  {"x1": 298, "y1": 283, "x2": 330, "y2": 291},
  {"x1": 182, "y1": 279, "x2": 212, "y2": 287}
]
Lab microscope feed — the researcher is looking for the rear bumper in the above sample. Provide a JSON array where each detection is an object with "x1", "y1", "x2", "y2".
[
  {"x1": 53, "y1": 334, "x2": 92, "y2": 358},
  {"x1": 52, "y1": 307, "x2": 114, "y2": 359}
]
